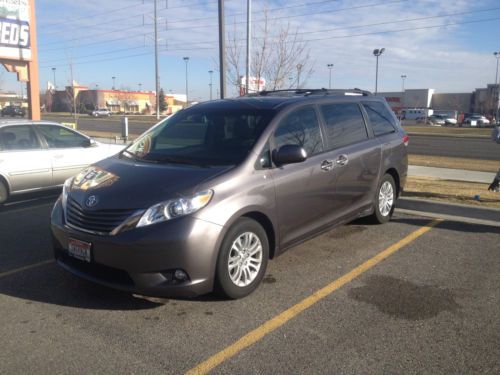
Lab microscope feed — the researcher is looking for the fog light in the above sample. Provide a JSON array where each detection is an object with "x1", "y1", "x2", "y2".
[{"x1": 174, "y1": 270, "x2": 188, "y2": 281}]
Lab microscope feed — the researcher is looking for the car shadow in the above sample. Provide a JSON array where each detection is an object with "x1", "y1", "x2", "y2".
[{"x1": 390, "y1": 216, "x2": 500, "y2": 234}]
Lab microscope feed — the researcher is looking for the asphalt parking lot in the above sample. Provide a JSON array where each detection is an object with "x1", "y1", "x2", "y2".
[{"x1": 0, "y1": 198, "x2": 498, "y2": 374}]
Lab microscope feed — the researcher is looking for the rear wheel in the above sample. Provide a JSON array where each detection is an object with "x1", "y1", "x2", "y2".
[
  {"x1": 0, "y1": 180, "x2": 8, "y2": 205},
  {"x1": 215, "y1": 218, "x2": 269, "y2": 299},
  {"x1": 369, "y1": 174, "x2": 396, "y2": 224}
]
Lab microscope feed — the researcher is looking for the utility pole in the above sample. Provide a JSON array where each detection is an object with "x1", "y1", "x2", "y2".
[
  {"x1": 52, "y1": 67, "x2": 56, "y2": 90},
  {"x1": 297, "y1": 64, "x2": 303, "y2": 89},
  {"x1": 327, "y1": 63, "x2": 334, "y2": 89},
  {"x1": 70, "y1": 61, "x2": 77, "y2": 125},
  {"x1": 218, "y1": 0, "x2": 227, "y2": 99},
  {"x1": 494, "y1": 52, "x2": 500, "y2": 122},
  {"x1": 401, "y1": 74, "x2": 407, "y2": 110},
  {"x1": 154, "y1": 0, "x2": 160, "y2": 119},
  {"x1": 245, "y1": 0, "x2": 251, "y2": 95},
  {"x1": 373, "y1": 48, "x2": 385, "y2": 94},
  {"x1": 209, "y1": 70, "x2": 214, "y2": 100},
  {"x1": 183, "y1": 57, "x2": 190, "y2": 107}
]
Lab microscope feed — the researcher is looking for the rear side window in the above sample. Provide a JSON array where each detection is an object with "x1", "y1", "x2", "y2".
[
  {"x1": 274, "y1": 106, "x2": 323, "y2": 156},
  {"x1": 0, "y1": 126, "x2": 40, "y2": 151},
  {"x1": 363, "y1": 101, "x2": 396, "y2": 136},
  {"x1": 37, "y1": 125, "x2": 89, "y2": 148},
  {"x1": 320, "y1": 103, "x2": 368, "y2": 150}
]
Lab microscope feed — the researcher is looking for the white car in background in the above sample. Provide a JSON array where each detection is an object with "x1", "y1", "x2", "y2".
[
  {"x1": 0, "y1": 121, "x2": 124, "y2": 204},
  {"x1": 464, "y1": 115, "x2": 490, "y2": 127},
  {"x1": 91, "y1": 108, "x2": 112, "y2": 117}
]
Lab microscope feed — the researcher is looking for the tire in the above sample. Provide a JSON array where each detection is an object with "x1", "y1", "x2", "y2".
[
  {"x1": 0, "y1": 179, "x2": 8, "y2": 205},
  {"x1": 215, "y1": 218, "x2": 269, "y2": 299},
  {"x1": 369, "y1": 174, "x2": 396, "y2": 224}
]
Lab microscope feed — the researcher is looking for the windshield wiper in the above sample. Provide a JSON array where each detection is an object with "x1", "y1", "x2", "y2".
[{"x1": 153, "y1": 155, "x2": 210, "y2": 167}]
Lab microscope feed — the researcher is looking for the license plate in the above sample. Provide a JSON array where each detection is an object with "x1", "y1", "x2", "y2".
[{"x1": 68, "y1": 238, "x2": 92, "y2": 263}]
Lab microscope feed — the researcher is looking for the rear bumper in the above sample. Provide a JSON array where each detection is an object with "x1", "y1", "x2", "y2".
[{"x1": 51, "y1": 199, "x2": 224, "y2": 297}]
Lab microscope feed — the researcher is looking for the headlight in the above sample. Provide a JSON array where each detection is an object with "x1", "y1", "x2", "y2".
[
  {"x1": 61, "y1": 177, "x2": 73, "y2": 209},
  {"x1": 136, "y1": 190, "x2": 213, "y2": 228}
]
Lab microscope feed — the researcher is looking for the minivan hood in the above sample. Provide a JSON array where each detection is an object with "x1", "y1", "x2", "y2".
[{"x1": 68, "y1": 155, "x2": 231, "y2": 210}]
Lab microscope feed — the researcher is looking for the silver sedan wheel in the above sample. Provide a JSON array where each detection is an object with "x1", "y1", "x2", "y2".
[
  {"x1": 228, "y1": 232, "x2": 263, "y2": 287},
  {"x1": 378, "y1": 181, "x2": 394, "y2": 217}
]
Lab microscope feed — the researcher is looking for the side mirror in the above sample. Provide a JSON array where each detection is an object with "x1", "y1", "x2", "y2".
[
  {"x1": 272, "y1": 144, "x2": 307, "y2": 166},
  {"x1": 83, "y1": 138, "x2": 97, "y2": 148}
]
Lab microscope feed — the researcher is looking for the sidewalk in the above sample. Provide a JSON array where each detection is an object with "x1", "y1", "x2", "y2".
[{"x1": 408, "y1": 165, "x2": 496, "y2": 184}]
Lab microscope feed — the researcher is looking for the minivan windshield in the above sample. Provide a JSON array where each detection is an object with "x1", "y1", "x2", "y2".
[{"x1": 122, "y1": 108, "x2": 275, "y2": 166}]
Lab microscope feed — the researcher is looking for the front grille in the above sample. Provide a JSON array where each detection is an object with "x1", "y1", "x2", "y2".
[{"x1": 66, "y1": 197, "x2": 136, "y2": 234}]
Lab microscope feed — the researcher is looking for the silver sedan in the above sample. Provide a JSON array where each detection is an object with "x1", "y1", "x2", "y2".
[{"x1": 0, "y1": 121, "x2": 124, "y2": 204}]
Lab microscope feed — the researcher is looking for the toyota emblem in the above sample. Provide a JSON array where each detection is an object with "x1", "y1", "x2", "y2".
[{"x1": 85, "y1": 195, "x2": 98, "y2": 208}]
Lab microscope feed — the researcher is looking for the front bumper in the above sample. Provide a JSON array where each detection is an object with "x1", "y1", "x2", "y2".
[{"x1": 51, "y1": 199, "x2": 224, "y2": 297}]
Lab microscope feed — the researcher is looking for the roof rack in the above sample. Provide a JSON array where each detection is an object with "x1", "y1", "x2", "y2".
[{"x1": 252, "y1": 88, "x2": 373, "y2": 97}]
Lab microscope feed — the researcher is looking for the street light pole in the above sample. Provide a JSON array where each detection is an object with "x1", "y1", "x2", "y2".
[
  {"x1": 154, "y1": 0, "x2": 160, "y2": 120},
  {"x1": 494, "y1": 51, "x2": 500, "y2": 122},
  {"x1": 51, "y1": 67, "x2": 56, "y2": 90},
  {"x1": 209, "y1": 70, "x2": 214, "y2": 100},
  {"x1": 138, "y1": 83, "x2": 142, "y2": 91},
  {"x1": 327, "y1": 63, "x2": 334, "y2": 89},
  {"x1": 112, "y1": 76, "x2": 116, "y2": 90},
  {"x1": 183, "y1": 57, "x2": 190, "y2": 107},
  {"x1": 401, "y1": 74, "x2": 407, "y2": 110},
  {"x1": 297, "y1": 64, "x2": 303, "y2": 89},
  {"x1": 218, "y1": 0, "x2": 227, "y2": 99},
  {"x1": 373, "y1": 48, "x2": 385, "y2": 95},
  {"x1": 245, "y1": 0, "x2": 251, "y2": 95}
]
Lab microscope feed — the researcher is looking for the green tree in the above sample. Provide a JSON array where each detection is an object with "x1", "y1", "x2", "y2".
[{"x1": 159, "y1": 88, "x2": 167, "y2": 113}]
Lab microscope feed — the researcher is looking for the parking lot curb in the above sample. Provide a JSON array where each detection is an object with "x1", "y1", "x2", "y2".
[{"x1": 397, "y1": 197, "x2": 500, "y2": 227}]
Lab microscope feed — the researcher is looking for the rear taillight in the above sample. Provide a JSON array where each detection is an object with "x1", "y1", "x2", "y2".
[{"x1": 402, "y1": 135, "x2": 409, "y2": 147}]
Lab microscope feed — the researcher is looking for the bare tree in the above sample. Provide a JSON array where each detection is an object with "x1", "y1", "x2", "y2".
[{"x1": 226, "y1": 7, "x2": 314, "y2": 95}]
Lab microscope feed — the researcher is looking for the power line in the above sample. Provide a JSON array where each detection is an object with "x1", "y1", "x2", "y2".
[{"x1": 40, "y1": 16, "x2": 500, "y2": 69}]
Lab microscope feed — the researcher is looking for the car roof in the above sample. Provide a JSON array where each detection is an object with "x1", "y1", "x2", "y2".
[
  {"x1": 189, "y1": 89, "x2": 383, "y2": 112},
  {"x1": 0, "y1": 120, "x2": 64, "y2": 128}
]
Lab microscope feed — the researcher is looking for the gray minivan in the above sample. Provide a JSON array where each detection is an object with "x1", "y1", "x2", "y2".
[{"x1": 51, "y1": 89, "x2": 408, "y2": 299}]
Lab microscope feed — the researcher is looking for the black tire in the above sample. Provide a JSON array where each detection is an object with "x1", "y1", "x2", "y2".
[
  {"x1": 215, "y1": 218, "x2": 269, "y2": 299},
  {"x1": 0, "y1": 179, "x2": 8, "y2": 205},
  {"x1": 369, "y1": 174, "x2": 396, "y2": 224}
]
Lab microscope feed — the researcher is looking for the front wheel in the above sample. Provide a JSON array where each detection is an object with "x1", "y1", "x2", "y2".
[
  {"x1": 369, "y1": 174, "x2": 396, "y2": 224},
  {"x1": 215, "y1": 218, "x2": 269, "y2": 299}
]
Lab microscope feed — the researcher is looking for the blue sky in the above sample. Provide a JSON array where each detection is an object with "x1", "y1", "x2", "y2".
[{"x1": 2, "y1": 0, "x2": 500, "y2": 99}]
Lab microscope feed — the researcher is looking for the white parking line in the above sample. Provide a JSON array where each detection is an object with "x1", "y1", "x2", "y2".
[{"x1": 0, "y1": 260, "x2": 54, "y2": 279}]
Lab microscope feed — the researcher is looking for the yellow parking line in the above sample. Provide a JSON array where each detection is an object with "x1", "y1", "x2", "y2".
[
  {"x1": 186, "y1": 219, "x2": 443, "y2": 375},
  {"x1": 0, "y1": 260, "x2": 54, "y2": 279}
]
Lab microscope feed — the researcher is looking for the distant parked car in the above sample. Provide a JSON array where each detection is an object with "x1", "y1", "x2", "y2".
[
  {"x1": 0, "y1": 121, "x2": 124, "y2": 204},
  {"x1": 427, "y1": 115, "x2": 446, "y2": 126},
  {"x1": 464, "y1": 115, "x2": 490, "y2": 127},
  {"x1": 1, "y1": 106, "x2": 26, "y2": 118},
  {"x1": 91, "y1": 108, "x2": 111, "y2": 117}
]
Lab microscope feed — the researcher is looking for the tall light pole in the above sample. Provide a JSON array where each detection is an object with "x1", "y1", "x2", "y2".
[
  {"x1": 245, "y1": 0, "x2": 252, "y2": 95},
  {"x1": 218, "y1": 0, "x2": 227, "y2": 98},
  {"x1": 154, "y1": 0, "x2": 160, "y2": 119},
  {"x1": 51, "y1": 67, "x2": 56, "y2": 90},
  {"x1": 112, "y1": 76, "x2": 116, "y2": 90},
  {"x1": 208, "y1": 70, "x2": 214, "y2": 100},
  {"x1": 373, "y1": 48, "x2": 385, "y2": 94},
  {"x1": 327, "y1": 63, "x2": 334, "y2": 89},
  {"x1": 138, "y1": 83, "x2": 142, "y2": 91},
  {"x1": 297, "y1": 64, "x2": 303, "y2": 89},
  {"x1": 494, "y1": 51, "x2": 500, "y2": 122},
  {"x1": 401, "y1": 74, "x2": 407, "y2": 110},
  {"x1": 183, "y1": 57, "x2": 190, "y2": 107}
]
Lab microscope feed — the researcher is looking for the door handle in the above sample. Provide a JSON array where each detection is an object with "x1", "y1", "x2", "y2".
[
  {"x1": 320, "y1": 160, "x2": 334, "y2": 171},
  {"x1": 336, "y1": 154, "x2": 349, "y2": 166}
]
